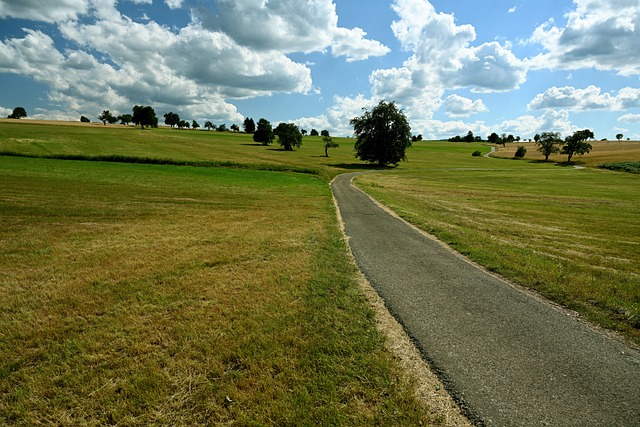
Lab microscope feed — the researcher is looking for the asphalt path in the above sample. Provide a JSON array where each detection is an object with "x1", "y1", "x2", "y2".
[{"x1": 331, "y1": 172, "x2": 640, "y2": 427}]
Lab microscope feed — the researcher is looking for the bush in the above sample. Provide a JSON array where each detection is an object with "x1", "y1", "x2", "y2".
[
  {"x1": 80, "y1": 116, "x2": 90, "y2": 123},
  {"x1": 515, "y1": 146, "x2": 527, "y2": 158},
  {"x1": 472, "y1": 150, "x2": 482, "y2": 157}
]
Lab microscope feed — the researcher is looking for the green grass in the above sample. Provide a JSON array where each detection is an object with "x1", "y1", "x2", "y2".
[
  {"x1": 0, "y1": 121, "x2": 366, "y2": 180},
  {"x1": 355, "y1": 155, "x2": 640, "y2": 345},
  {"x1": 0, "y1": 156, "x2": 437, "y2": 425}
]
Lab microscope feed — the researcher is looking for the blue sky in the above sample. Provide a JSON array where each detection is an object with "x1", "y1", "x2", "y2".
[{"x1": 1, "y1": 0, "x2": 639, "y2": 139}]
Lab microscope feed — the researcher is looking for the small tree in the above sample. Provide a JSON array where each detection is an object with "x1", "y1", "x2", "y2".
[
  {"x1": 118, "y1": 114, "x2": 132, "y2": 125},
  {"x1": 515, "y1": 146, "x2": 527, "y2": 158},
  {"x1": 192, "y1": 120, "x2": 200, "y2": 130},
  {"x1": 98, "y1": 110, "x2": 117, "y2": 125},
  {"x1": 132, "y1": 105, "x2": 157, "y2": 129},
  {"x1": 253, "y1": 118, "x2": 274, "y2": 145},
  {"x1": 310, "y1": 129, "x2": 319, "y2": 136},
  {"x1": 8, "y1": 107, "x2": 27, "y2": 119},
  {"x1": 277, "y1": 123, "x2": 303, "y2": 151},
  {"x1": 616, "y1": 133, "x2": 624, "y2": 142},
  {"x1": 164, "y1": 112, "x2": 180, "y2": 128},
  {"x1": 464, "y1": 131, "x2": 475, "y2": 143},
  {"x1": 243, "y1": 117, "x2": 256, "y2": 133},
  {"x1": 562, "y1": 129, "x2": 594, "y2": 163},
  {"x1": 230, "y1": 124, "x2": 240, "y2": 132},
  {"x1": 536, "y1": 131, "x2": 563, "y2": 161},
  {"x1": 204, "y1": 120, "x2": 214, "y2": 131},
  {"x1": 80, "y1": 115, "x2": 90, "y2": 123},
  {"x1": 487, "y1": 132, "x2": 500, "y2": 144},
  {"x1": 323, "y1": 135, "x2": 339, "y2": 157},
  {"x1": 217, "y1": 124, "x2": 227, "y2": 132},
  {"x1": 351, "y1": 100, "x2": 412, "y2": 167},
  {"x1": 321, "y1": 129, "x2": 330, "y2": 137}
]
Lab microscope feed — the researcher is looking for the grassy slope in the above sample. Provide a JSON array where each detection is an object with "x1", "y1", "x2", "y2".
[{"x1": 0, "y1": 156, "x2": 437, "y2": 425}]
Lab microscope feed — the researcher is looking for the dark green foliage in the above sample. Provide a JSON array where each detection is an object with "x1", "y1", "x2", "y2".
[
  {"x1": 488, "y1": 132, "x2": 500, "y2": 144},
  {"x1": 472, "y1": 150, "x2": 482, "y2": 157},
  {"x1": 515, "y1": 145, "x2": 527, "y2": 158},
  {"x1": 192, "y1": 120, "x2": 200, "y2": 130},
  {"x1": 351, "y1": 100, "x2": 412, "y2": 167},
  {"x1": 80, "y1": 116, "x2": 90, "y2": 123},
  {"x1": 164, "y1": 112, "x2": 180, "y2": 128},
  {"x1": 98, "y1": 110, "x2": 117, "y2": 125},
  {"x1": 276, "y1": 123, "x2": 302, "y2": 151},
  {"x1": 562, "y1": 129, "x2": 594, "y2": 163},
  {"x1": 253, "y1": 118, "x2": 274, "y2": 145},
  {"x1": 323, "y1": 135, "x2": 339, "y2": 157},
  {"x1": 217, "y1": 124, "x2": 227, "y2": 132},
  {"x1": 598, "y1": 162, "x2": 640, "y2": 174},
  {"x1": 8, "y1": 107, "x2": 27, "y2": 119},
  {"x1": 243, "y1": 117, "x2": 256, "y2": 133},
  {"x1": 132, "y1": 105, "x2": 157, "y2": 129},
  {"x1": 321, "y1": 130, "x2": 330, "y2": 137},
  {"x1": 535, "y1": 131, "x2": 562, "y2": 161},
  {"x1": 118, "y1": 114, "x2": 132, "y2": 125},
  {"x1": 310, "y1": 129, "x2": 319, "y2": 136}
]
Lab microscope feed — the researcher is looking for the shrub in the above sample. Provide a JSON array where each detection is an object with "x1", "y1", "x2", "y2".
[
  {"x1": 472, "y1": 150, "x2": 482, "y2": 157},
  {"x1": 515, "y1": 145, "x2": 527, "y2": 158}
]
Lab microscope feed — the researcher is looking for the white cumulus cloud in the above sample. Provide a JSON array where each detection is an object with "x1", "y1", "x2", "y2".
[
  {"x1": 444, "y1": 94, "x2": 488, "y2": 117},
  {"x1": 527, "y1": 0, "x2": 640, "y2": 75},
  {"x1": 529, "y1": 85, "x2": 640, "y2": 111}
]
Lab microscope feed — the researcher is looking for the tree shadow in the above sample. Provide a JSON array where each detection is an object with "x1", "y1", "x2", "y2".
[
  {"x1": 240, "y1": 143, "x2": 264, "y2": 147},
  {"x1": 327, "y1": 163, "x2": 395, "y2": 171}
]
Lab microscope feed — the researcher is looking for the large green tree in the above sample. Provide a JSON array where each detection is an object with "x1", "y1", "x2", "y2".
[
  {"x1": 98, "y1": 110, "x2": 117, "y2": 125},
  {"x1": 243, "y1": 117, "x2": 256, "y2": 134},
  {"x1": 8, "y1": 106, "x2": 27, "y2": 119},
  {"x1": 350, "y1": 100, "x2": 412, "y2": 166},
  {"x1": 253, "y1": 118, "x2": 274, "y2": 145},
  {"x1": 535, "y1": 131, "x2": 563, "y2": 161},
  {"x1": 275, "y1": 122, "x2": 302, "y2": 151},
  {"x1": 132, "y1": 105, "x2": 157, "y2": 129},
  {"x1": 562, "y1": 129, "x2": 594, "y2": 163},
  {"x1": 164, "y1": 112, "x2": 180, "y2": 128}
]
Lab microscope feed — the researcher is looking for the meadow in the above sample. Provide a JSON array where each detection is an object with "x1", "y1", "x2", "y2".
[
  {"x1": 1, "y1": 120, "x2": 638, "y2": 424},
  {"x1": 355, "y1": 142, "x2": 640, "y2": 345},
  {"x1": 0, "y1": 122, "x2": 462, "y2": 425}
]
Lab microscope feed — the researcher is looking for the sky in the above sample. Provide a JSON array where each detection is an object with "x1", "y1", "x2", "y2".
[{"x1": 1, "y1": 0, "x2": 639, "y2": 140}]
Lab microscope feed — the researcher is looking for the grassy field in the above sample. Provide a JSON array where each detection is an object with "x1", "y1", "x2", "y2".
[
  {"x1": 0, "y1": 154, "x2": 451, "y2": 425},
  {"x1": 355, "y1": 142, "x2": 640, "y2": 345},
  {"x1": 1, "y1": 120, "x2": 638, "y2": 424}
]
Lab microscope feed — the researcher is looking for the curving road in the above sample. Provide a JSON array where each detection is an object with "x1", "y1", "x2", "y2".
[{"x1": 331, "y1": 172, "x2": 640, "y2": 427}]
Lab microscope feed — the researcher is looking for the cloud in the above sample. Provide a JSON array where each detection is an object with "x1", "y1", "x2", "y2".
[
  {"x1": 619, "y1": 113, "x2": 640, "y2": 123},
  {"x1": 0, "y1": 0, "x2": 89, "y2": 22},
  {"x1": 528, "y1": 85, "x2": 640, "y2": 111},
  {"x1": 195, "y1": 0, "x2": 389, "y2": 61},
  {"x1": 369, "y1": 0, "x2": 525, "y2": 122},
  {"x1": 527, "y1": 0, "x2": 640, "y2": 75},
  {"x1": 443, "y1": 94, "x2": 488, "y2": 117},
  {"x1": 508, "y1": 7, "x2": 517, "y2": 13},
  {"x1": 498, "y1": 109, "x2": 577, "y2": 137}
]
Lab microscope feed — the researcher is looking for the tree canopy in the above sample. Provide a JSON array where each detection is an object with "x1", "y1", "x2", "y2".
[
  {"x1": 98, "y1": 110, "x2": 117, "y2": 125},
  {"x1": 8, "y1": 107, "x2": 27, "y2": 119},
  {"x1": 323, "y1": 135, "x2": 339, "y2": 157},
  {"x1": 164, "y1": 112, "x2": 180, "y2": 128},
  {"x1": 351, "y1": 100, "x2": 412, "y2": 166},
  {"x1": 535, "y1": 131, "x2": 563, "y2": 161},
  {"x1": 276, "y1": 122, "x2": 302, "y2": 151},
  {"x1": 243, "y1": 117, "x2": 256, "y2": 134},
  {"x1": 132, "y1": 105, "x2": 157, "y2": 129},
  {"x1": 562, "y1": 129, "x2": 594, "y2": 163},
  {"x1": 253, "y1": 118, "x2": 274, "y2": 145}
]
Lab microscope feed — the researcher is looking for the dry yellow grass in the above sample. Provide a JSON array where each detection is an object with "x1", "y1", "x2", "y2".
[{"x1": 491, "y1": 140, "x2": 640, "y2": 166}]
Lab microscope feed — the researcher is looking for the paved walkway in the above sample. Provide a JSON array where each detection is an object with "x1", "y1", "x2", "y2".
[{"x1": 331, "y1": 172, "x2": 640, "y2": 427}]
